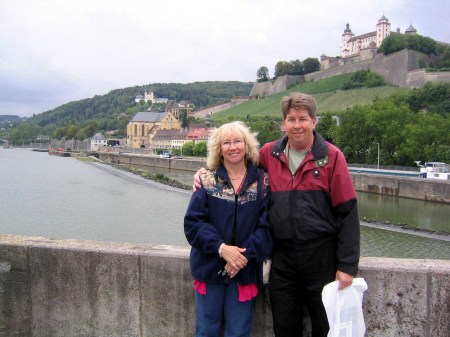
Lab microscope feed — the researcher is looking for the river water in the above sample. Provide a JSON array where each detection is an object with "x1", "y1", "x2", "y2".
[{"x1": 1, "y1": 148, "x2": 449, "y2": 260}]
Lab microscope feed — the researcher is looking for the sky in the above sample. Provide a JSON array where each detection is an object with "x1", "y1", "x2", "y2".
[{"x1": 1, "y1": 0, "x2": 449, "y2": 117}]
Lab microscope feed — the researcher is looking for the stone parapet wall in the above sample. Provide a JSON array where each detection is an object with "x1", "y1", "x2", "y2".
[{"x1": 0, "y1": 234, "x2": 448, "y2": 337}]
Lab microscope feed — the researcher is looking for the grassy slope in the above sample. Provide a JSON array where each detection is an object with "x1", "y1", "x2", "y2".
[{"x1": 212, "y1": 74, "x2": 409, "y2": 122}]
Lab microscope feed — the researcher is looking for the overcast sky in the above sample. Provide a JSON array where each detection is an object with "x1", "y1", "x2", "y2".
[{"x1": 1, "y1": 0, "x2": 449, "y2": 117}]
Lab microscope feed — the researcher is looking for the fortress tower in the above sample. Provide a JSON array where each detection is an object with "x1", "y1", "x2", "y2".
[
  {"x1": 376, "y1": 15, "x2": 391, "y2": 47},
  {"x1": 341, "y1": 23, "x2": 355, "y2": 58}
]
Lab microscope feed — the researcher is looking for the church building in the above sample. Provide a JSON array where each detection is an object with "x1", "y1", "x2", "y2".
[{"x1": 126, "y1": 111, "x2": 181, "y2": 149}]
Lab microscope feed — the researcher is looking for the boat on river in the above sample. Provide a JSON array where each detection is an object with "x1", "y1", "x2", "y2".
[
  {"x1": 416, "y1": 162, "x2": 450, "y2": 180},
  {"x1": 349, "y1": 162, "x2": 450, "y2": 180},
  {"x1": 48, "y1": 148, "x2": 71, "y2": 157}
]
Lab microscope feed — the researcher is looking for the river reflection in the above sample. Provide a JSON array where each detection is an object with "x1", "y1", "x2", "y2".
[{"x1": 357, "y1": 191, "x2": 449, "y2": 234}]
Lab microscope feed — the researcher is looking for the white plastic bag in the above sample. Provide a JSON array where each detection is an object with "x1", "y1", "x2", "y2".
[
  {"x1": 262, "y1": 259, "x2": 271, "y2": 284},
  {"x1": 321, "y1": 278, "x2": 368, "y2": 337}
]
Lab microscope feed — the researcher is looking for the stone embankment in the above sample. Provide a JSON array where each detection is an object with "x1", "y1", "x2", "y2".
[
  {"x1": 99, "y1": 152, "x2": 450, "y2": 204},
  {"x1": 0, "y1": 234, "x2": 448, "y2": 336}
]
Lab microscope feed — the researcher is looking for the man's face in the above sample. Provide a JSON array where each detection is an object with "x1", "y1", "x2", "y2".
[{"x1": 283, "y1": 108, "x2": 316, "y2": 151}]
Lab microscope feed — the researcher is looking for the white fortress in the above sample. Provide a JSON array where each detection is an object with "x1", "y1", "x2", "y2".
[
  {"x1": 340, "y1": 15, "x2": 418, "y2": 58},
  {"x1": 321, "y1": 15, "x2": 418, "y2": 70}
]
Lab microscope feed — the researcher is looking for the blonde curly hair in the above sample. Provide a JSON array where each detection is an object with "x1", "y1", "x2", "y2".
[{"x1": 207, "y1": 121, "x2": 259, "y2": 170}]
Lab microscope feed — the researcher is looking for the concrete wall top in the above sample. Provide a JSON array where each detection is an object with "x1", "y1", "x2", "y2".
[
  {"x1": 3, "y1": 234, "x2": 449, "y2": 272},
  {"x1": 0, "y1": 234, "x2": 191, "y2": 259},
  {"x1": 1, "y1": 233, "x2": 449, "y2": 337}
]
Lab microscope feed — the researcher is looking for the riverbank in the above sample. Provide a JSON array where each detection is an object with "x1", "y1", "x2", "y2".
[{"x1": 97, "y1": 152, "x2": 450, "y2": 203}]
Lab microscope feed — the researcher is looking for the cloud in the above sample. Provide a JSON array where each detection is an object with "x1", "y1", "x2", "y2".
[{"x1": 0, "y1": 0, "x2": 449, "y2": 117}]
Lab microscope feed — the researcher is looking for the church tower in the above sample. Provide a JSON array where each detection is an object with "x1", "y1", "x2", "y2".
[{"x1": 376, "y1": 15, "x2": 391, "y2": 47}]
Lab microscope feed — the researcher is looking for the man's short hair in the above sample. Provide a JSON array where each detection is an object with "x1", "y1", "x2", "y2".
[{"x1": 281, "y1": 93, "x2": 317, "y2": 120}]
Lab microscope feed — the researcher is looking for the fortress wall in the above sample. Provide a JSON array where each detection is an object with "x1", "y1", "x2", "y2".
[
  {"x1": 425, "y1": 71, "x2": 450, "y2": 83},
  {"x1": 408, "y1": 69, "x2": 431, "y2": 88},
  {"x1": 251, "y1": 50, "x2": 450, "y2": 97},
  {"x1": 250, "y1": 75, "x2": 304, "y2": 97},
  {"x1": 370, "y1": 50, "x2": 422, "y2": 87},
  {"x1": 304, "y1": 60, "x2": 372, "y2": 81},
  {"x1": 0, "y1": 234, "x2": 449, "y2": 337},
  {"x1": 250, "y1": 81, "x2": 274, "y2": 97}
]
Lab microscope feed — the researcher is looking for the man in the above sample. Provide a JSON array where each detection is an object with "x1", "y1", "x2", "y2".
[
  {"x1": 259, "y1": 92, "x2": 360, "y2": 337},
  {"x1": 194, "y1": 92, "x2": 360, "y2": 337}
]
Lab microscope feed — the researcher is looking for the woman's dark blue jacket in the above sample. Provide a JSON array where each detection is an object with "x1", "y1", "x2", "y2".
[{"x1": 184, "y1": 161, "x2": 272, "y2": 285}]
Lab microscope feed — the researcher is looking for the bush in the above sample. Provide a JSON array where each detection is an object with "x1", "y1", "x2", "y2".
[{"x1": 343, "y1": 70, "x2": 385, "y2": 90}]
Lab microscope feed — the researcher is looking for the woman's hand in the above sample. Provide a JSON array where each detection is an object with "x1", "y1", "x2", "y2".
[
  {"x1": 224, "y1": 262, "x2": 240, "y2": 278},
  {"x1": 221, "y1": 244, "x2": 247, "y2": 271}
]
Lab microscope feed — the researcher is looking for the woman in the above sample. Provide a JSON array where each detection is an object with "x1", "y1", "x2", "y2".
[{"x1": 184, "y1": 121, "x2": 272, "y2": 337}]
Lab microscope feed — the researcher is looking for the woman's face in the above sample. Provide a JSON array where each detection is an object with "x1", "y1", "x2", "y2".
[{"x1": 220, "y1": 131, "x2": 246, "y2": 166}]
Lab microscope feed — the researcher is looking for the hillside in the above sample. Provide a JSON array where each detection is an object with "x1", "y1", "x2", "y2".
[
  {"x1": 29, "y1": 81, "x2": 253, "y2": 129},
  {"x1": 212, "y1": 74, "x2": 408, "y2": 122}
]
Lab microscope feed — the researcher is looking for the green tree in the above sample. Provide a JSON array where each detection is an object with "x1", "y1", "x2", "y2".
[
  {"x1": 52, "y1": 126, "x2": 66, "y2": 139},
  {"x1": 179, "y1": 111, "x2": 189, "y2": 128},
  {"x1": 75, "y1": 129, "x2": 88, "y2": 141},
  {"x1": 274, "y1": 61, "x2": 291, "y2": 78},
  {"x1": 182, "y1": 141, "x2": 195, "y2": 156},
  {"x1": 302, "y1": 57, "x2": 320, "y2": 74},
  {"x1": 439, "y1": 47, "x2": 450, "y2": 68},
  {"x1": 405, "y1": 34, "x2": 421, "y2": 51},
  {"x1": 257, "y1": 66, "x2": 269, "y2": 82},
  {"x1": 418, "y1": 36, "x2": 437, "y2": 55},
  {"x1": 8, "y1": 123, "x2": 38, "y2": 145},
  {"x1": 316, "y1": 113, "x2": 337, "y2": 143},
  {"x1": 398, "y1": 113, "x2": 450, "y2": 165},
  {"x1": 379, "y1": 33, "x2": 437, "y2": 56},
  {"x1": 193, "y1": 141, "x2": 207, "y2": 157},
  {"x1": 247, "y1": 117, "x2": 282, "y2": 146},
  {"x1": 378, "y1": 33, "x2": 406, "y2": 55},
  {"x1": 333, "y1": 108, "x2": 372, "y2": 163},
  {"x1": 82, "y1": 120, "x2": 100, "y2": 138},
  {"x1": 406, "y1": 82, "x2": 450, "y2": 115},
  {"x1": 66, "y1": 124, "x2": 79, "y2": 139},
  {"x1": 289, "y1": 60, "x2": 304, "y2": 75}
]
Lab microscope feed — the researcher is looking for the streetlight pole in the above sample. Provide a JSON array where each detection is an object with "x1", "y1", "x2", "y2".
[{"x1": 373, "y1": 142, "x2": 380, "y2": 169}]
